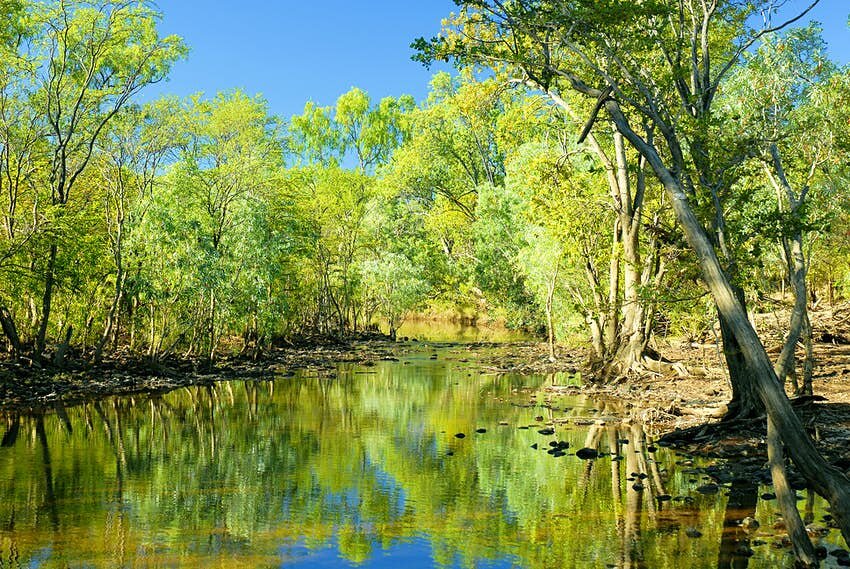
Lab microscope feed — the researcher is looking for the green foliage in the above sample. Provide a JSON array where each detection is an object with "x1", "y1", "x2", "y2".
[
  {"x1": 1, "y1": 0, "x2": 849, "y2": 362},
  {"x1": 362, "y1": 252, "x2": 430, "y2": 336}
]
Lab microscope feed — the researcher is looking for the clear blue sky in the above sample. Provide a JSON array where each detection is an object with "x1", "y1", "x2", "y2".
[{"x1": 145, "y1": 0, "x2": 850, "y2": 119}]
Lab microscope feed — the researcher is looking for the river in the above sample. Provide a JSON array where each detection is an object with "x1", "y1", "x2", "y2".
[{"x1": 0, "y1": 340, "x2": 844, "y2": 568}]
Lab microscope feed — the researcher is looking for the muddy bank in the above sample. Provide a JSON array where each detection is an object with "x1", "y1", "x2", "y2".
[
  {"x1": 0, "y1": 335, "x2": 582, "y2": 411},
  {"x1": 0, "y1": 333, "x2": 405, "y2": 410}
]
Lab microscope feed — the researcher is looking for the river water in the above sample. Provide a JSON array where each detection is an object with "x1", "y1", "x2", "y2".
[{"x1": 0, "y1": 341, "x2": 844, "y2": 568}]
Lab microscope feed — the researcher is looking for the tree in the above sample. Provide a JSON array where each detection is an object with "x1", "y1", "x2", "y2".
[
  {"x1": 0, "y1": 0, "x2": 185, "y2": 359},
  {"x1": 417, "y1": 0, "x2": 850, "y2": 545},
  {"x1": 362, "y1": 253, "x2": 430, "y2": 340},
  {"x1": 725, "y1": 26, "x2": 850, "y2": 395},
  {"x1": 156, "y1": 91, "x2": 281, "y2": 360},
  {"x1": 92, "y1": 98, "x2": 181, "y2": 361}
]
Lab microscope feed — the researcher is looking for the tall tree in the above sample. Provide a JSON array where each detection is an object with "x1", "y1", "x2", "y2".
[
  {"x1": 417, "y1": 0, "x2": 850, "y2": 543},
  {"x1": 92, "y1": 98, "x2": 181, "y2": 361},
  {"x1": 0, "y1": 0, "x2": 186, "y2": 358},
  {"x1": 725, "y1": 25, "x2": 850, "y2": 396}
]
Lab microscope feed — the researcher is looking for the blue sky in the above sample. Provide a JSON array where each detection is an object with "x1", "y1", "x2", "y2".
[{"x1": 145, "y1": 1, "x2": 850, "y2": 119}]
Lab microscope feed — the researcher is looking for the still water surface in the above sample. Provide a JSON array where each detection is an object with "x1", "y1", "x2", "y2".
[{"x1": 0, "y1": 342, "x2": 844, "y2": 568}]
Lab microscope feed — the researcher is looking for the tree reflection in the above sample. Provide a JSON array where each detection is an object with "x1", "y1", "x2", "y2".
[{"x1": 0, "y1": 362, "x2": 837, "y2": 567}]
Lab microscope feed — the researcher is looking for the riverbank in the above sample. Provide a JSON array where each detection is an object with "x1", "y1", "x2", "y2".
[
  {"x1": 0, "y1": 333, "x2": 398, "y2": 410},
  {"x1": 2, "y1": 311, "x2": 850, "y2": 470},
  {"x1": 0, "y1": 332, "x2": 580, "y2": 411}
]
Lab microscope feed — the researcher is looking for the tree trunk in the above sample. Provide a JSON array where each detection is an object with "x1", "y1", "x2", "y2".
[
  {"x1": 606, "y1": 100, "x2": 850, "y2": 545},
  {"x1": 719, "y1": 287, "x2": 765, "y2": 421},
  {"x1": 35, "y1": 243, "x2": 58, "y2": 357},
  {"x1": 0, "y1": 304, "x2": 22, "y2": 355},
  {"x1": 53, "y1": 325, "x2": 73, "y2": 368},
  {"x1": 801, "y1": 312, "x2": 814, "y2": 396},
  {"x1": 545, "y1": 264, "x2": 558, "y2": 361},
  {"x1": 776, "y1": 233, "x2": 809, "y2": 391},
  {"x1": 767, "y1": 416, "x2": 819, "y2": 568},
  {"x1": 94, "y1": 267, "x2": 125, "y2": 363}
]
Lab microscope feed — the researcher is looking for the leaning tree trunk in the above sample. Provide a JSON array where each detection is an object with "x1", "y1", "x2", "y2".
[
  {"x1": 718, "y1": 286, "x2": 765, "y2": 421},
  {"x1": 606, "y1": 101, "x2": 850, "y2": 545}
]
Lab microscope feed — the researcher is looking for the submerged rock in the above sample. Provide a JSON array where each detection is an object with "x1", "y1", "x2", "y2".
[
  {"x1": 741, "y1": 517, "x2": 759, "y2": 531},
  {"x1": 830, "y1": 548, "x2": 850, "y2": 560},
  {"x1": 454, "y1": 433, "x2": 466, "y2": 439},
  {"x1": 575, "y1": 448, "x2": 598, "y2": 460}
]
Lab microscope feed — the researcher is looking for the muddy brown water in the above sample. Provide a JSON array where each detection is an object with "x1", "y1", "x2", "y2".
[{"x1": 0, "y1": 341, "x2": 846, "y2": 568}]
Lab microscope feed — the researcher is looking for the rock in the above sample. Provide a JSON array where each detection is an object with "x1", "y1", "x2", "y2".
[
  {"x1": 446, "y1": 451, "x2": 454, "y2": 456},
  {"x1": 741, "y1": 517, "x2": 759, "y2": 531},
  {"x1": 575, "y1": 448, "x2": 598, "y2": 460},
  {"x1": 760, "y1": 492, "x2": 776, "y2": 500},
  {"x1": 696, "y1": 483, "x2": 719, "y2": 495},
  {"x1": 656, "y1": 494, "x2": 672, "y2": 502},
  {"x1": 530, "y1": 443, "x2": 539, "y2": 450},
  {"x1": 537, "y1": 428, "x2": 555, "y2": 435},
  {"x1": 647, "y1": 445, "x2": 657, "y2": 452},
  {"x1": 475, "y1": 428, "x2": 487, "y2": 434},
  {"x1": 632, "y1": 482, "x2": 645, "y2": 491},
  {"x1": 815, "y1": 545, "x2": 828, "y2": 559},
  {"x1": 685, "y1": 527, "x2": 702, "y2": 538},
  {"x1": 829, "y1": 548, "x2": 849, "y2": 560},
  {"x1": 734, "y1": 546, "x2": 754, "y2": 558},
  {"x1": 454, "y1": 433, "x2": 466, "y2": 439}
]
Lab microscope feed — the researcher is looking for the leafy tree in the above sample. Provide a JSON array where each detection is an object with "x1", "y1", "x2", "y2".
[
  {"x1": 417, "y1": 0, "x2": 850, "y2": 545},
  {"x1": 135, "y1": 91, "x2": 282, "y2": 359},
  {"x1": 362, "y1": 252, "x2": 429, "y2": 340},
  {"x1": 0, "y1": 0, "x2": 186, "y2": 358}
]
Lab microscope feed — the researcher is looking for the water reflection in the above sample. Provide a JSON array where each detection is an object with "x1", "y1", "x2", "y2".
[{"x1": 0, "y1": 354, "x2": 842, "y2": 568}]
